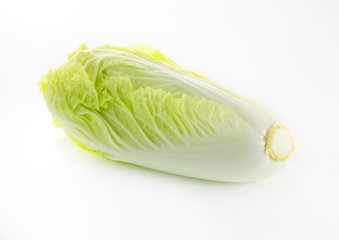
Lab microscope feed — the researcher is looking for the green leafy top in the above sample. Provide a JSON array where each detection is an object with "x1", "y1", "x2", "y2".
[{"x1": 39, "y1": 43, "x2": 255, "y2": 152}]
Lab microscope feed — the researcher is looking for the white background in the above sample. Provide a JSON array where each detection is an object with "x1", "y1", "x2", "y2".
[{"x1": 1, "y1": 0, "x2": 339, "y2": 239}]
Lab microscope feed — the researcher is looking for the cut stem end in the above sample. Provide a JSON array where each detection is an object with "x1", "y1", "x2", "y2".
[{"x1": 265, "y1": 123, "x2": 295, "y2": 161}]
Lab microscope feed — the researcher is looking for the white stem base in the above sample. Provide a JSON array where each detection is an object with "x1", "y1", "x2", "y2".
[{"x1": 265, "y1": 123, "x2": 295, "y2": 161}]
